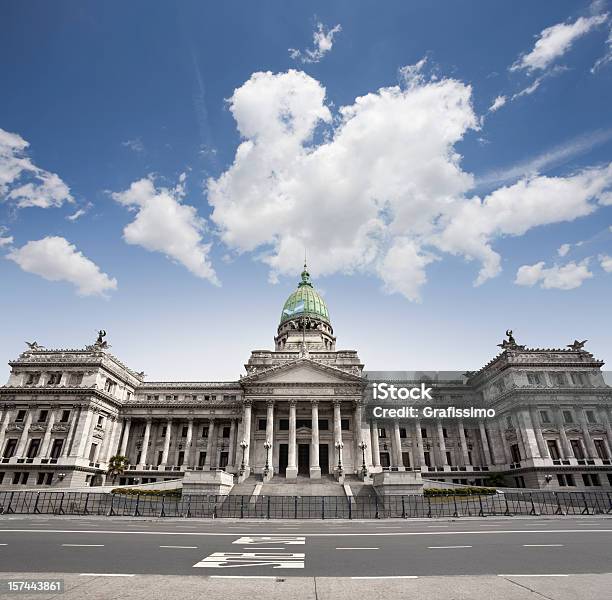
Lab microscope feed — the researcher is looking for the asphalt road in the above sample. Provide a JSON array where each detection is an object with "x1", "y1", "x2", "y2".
[{"x1": 0, "y1": 515, "x2": 611, "y2": 578}]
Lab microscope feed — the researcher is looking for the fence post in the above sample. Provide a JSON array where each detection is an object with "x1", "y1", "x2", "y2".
[
  {"x1": 504, "y1": 494, "x2": 510, "y2": 516},
  {"x1": 294, "y1": 496, "x2": 298, "y2": 520},
  {"x1": 581, "y1": 492, "x2": 590, "y2": 515},
  {"x1": 107, "y1": 494, "x2": 115, "y2": 517},
  {"x1": 452, "y1": 494, "x2": 458, "y2": 518},
  {"x1": 348, "y1": 497, "x2": 352, "y2": 520},
  {"x1": 33, "y1": 492, "x2": 40, "y2": 514},
  {"x1": 159, "y1": 495, "x2": 166, "y2": 518},
  {"x1": 57, "y1": 492, "x2": 64, "y2": 515},
  {"x1": 478, "y1": 494, "x2": 485, "y2": 517},
  {"x1": 267, "y1": 496, "x2": 271, "y2": 520},
  {"x1": 401, "y1": 496, "x2": 406, "y2": 519},
  {"x1": 240, "y1": 496, "x2": 244, "y2": 519},
  {"x1": 5, "y1": 491, "x2": 14, "y2": 514},
  {"x1": 375, "y1": 495, "x2": 380, "y2": 519},
  {"x1": 554, "y1": 492, "x2": 563, "y2": 515},
  {"x1": 427, "y1": 495, "x2": 432, "y2": 518},
  {"x1": 321, "y1": 497, "x2": 325, "y2": 520},
  {"x1": 529, "y1": 493, "x2": 536, "y2": 516},
  {"x1": 83, "y1": 493, "x2": 90, "y2": 515},
  {"x1": 133, "y1": 494, "x2": 141, "y2": 517}
]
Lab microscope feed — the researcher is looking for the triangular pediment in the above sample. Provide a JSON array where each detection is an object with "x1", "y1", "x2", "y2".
[{"x1": 242, "y1": 358, "x2": 363, "y2": 385}]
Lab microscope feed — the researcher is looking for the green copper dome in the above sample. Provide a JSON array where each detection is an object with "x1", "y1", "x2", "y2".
[{"x1": 280, "y1": 265, "x2": 330, "y2": 325}]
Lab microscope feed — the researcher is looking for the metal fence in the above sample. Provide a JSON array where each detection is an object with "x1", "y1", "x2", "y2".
[{"x1": 0, "y1": 490, "x2": 610, "y2": 519}]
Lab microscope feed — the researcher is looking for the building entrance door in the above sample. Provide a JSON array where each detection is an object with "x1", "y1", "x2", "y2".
[
  {"x1": 319, "y1": 444, "x2": 329, "y2": 475},
  {"x1": 298, "y1": 444, "x2": 310, "y2": 475},
  {"x1": 279, "y1": 444, "x2": 288, "y2": 475}
]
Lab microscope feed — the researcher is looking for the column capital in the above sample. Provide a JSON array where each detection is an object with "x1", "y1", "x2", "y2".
[
  {"x1": 310, "y1": 399, "x2": 319, "y2": 407},
  {"x1": 332, "y1": 399, "x2": 342, "y2": 407},
  {"x1": 288, "y1": 399, "x2": 298, "y2": 408},
  {"x1": 266, "y1": 399, "x2": 275, "y2": 407},
  {"x1": 243, "y1": 398, "x2": 253, "y2": 407}
]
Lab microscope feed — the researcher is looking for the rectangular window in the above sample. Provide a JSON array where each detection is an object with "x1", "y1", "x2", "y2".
[
  {"x1": 258, "y1": 419, "x2": 267, "y2": 431},
  {"x1": 540, "y1": 410, "x2": 550, "y2": 424},
  {"x1": 3, "y1": 439, "x2": 18, "y2": 458},
  {"x1": 177, "y1": 451, "x2": 185, "y2": 466},
  {"x1": 50, "y1": 439, "x2": 63, "y2": 459},
  {"x1": 318, "y1": 419, "x2": 329, "y2": 431},
  {"x1": 442, "y1": 428, "x2": 448, "y2": 438},
  {"x1": 586, "y1": 410, "x2": 597, "y2": 424},
  {"x1": 423, "y1": 451, "x2": 431, "y2": 467},
  {"x1": 97, "y1": 415, "x2": 104, "y2": 427},
  {"x1": 563, "y1": 410, "x2": 574, "y2": 424},
  {"x1": 445, "y1": 451, "x2": 452, "y2": 466},
  {"x1": 557, "y1": 474, "x2": 566, "y2": 486},
  {"x1": 180, "y1": 426, "x2": 188, "y2": 437},
  {"x1": 399, "y1": 428, "x2": 407, "y2": 438},
  {"x1": 38, "y1": 410, "x2": 48, "y2": 423},
  {"x1": 527, "y1": 373, "x2": 542, "y2": 385},
  {"x1": 12, "y1": 472, "x2": 20, "y2": 485},
  {"x1": 25, "y1": 372, "x2": 40, "y2": 385},
  {"x1": 15, "y1": 410, "x2": 26, "y2": 422},
  {"x1": 222, "y1": 426, "x2": 231, "y2": 438},
  {"x1": 0, "y1": 472, "x2": 4, "y2": 484},
  {"x1": 296, "y1": 419, "x2": 312, "y2": 429},
  {"x1": 279, "y1": 419, "x2": 289, "y2": 431},
  {"x1": 201, "y1": 426, "x2": 209, "y2": 437},
  {"x1": 378, "y1": 428, "x2": 387, "y2": 438},
  {"x1": 37, "y1": 472, "x2": 46, "y2": 485},
  {"x1": 27, "y1": 439, "x2": 41, "y2": 458},
  {"x1": 401, "y1": 451, "x2": 411, "y2": 468},
  {"x1": 47, "y1": 372, "x2": 62, "y2": 385},
  {"x1": 565, "y1": 474, "x2": 575, "y2": 486},
  {"x1": 510, "y1": 443, "x2": 521, "y2": 463},
  {"x1": 341, "y1": 419, "x2": 349, "y2": 431},
  {"x1": 157, "y1": 450, "x2": 163, "y2": 466},
  {"x1": 198, "y1": 451, "x2": 206, "y2": 467},
  {"x1": 570, "y1": 439, "x2": 585, "y2": 460},
  {"x1": 161, "y1": 426, "x2": 167, "y2": 437},
  {"x1": 582, "y1": 473, "x2": 591, "y2": 486},
  {"x1": 591, "y1": 474, "x2": 601, "y2": 486},
  {"x1": 594, "y1": 439, "x2": 608, "y2": 460},
  {"x1": 547, "y1": 439, "x2": 561, "y2": 460},
  {"x1": 60, "y1": 410, "x2": 70, "y2": 423},
  {"x1": 421, "y1": 428, "x2": 428, "y2": 438},
  {"x1": 88, "y1": 443, "x2": 98, "y2": 462}
]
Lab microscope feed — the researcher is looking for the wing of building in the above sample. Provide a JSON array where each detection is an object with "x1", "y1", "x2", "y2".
[{"x1": 1, "y1": 265, "x2": 611, "y2": 491}]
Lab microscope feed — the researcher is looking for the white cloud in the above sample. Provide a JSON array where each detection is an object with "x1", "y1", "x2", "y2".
[
  {"x1": 488, "y1": 95, "x2": 507, "y2": 112},
  {"x1": 6, "y1": 236, "x2": 117, "y2": 296},
  {"x1": 592, "y1": 27, "x2": 612, "y2": 72},
  {"x1": 289, "y1": 22, "x2": 342, "y2": 64},
  {"x1": 600, "y1": 254, "x2": 612, "y2": 272},
  {"x1": 0, "y1": 128, "x2": 74, "y2": 209},
  {"x1": 122, "y1": 138, "x2": 145, "y2": 153},
  {"x1": 112, "y1": 174, "x2": 219, "y2": 284},
  {"x1": 515, "y1": 259, "x2": 593, "y2": 290},
  {"x1": 207, "y1": 65, "x2": 612, "y2": 300},
  {"x1": 511, "y1": 13, "x2": 608, "y2": 73},
  {"x1": 0, "y1": 226, "x2": 12, "y2": 247},
  {"x1": 557, "y1": 243, "x2": 571, "y2": 257}
]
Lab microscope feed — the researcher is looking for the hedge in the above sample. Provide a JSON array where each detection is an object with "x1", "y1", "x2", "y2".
[
  {"x1": 111, "y1": 488, "x2": 182, "y2": 497},
  {"x1": 424, "y1": 487, "x2": 497, "y2": 496}
]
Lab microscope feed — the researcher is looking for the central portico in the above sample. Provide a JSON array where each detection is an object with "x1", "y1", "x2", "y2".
[{"x1": 238, "y1": 263, "x2": 369, "y2": 481}]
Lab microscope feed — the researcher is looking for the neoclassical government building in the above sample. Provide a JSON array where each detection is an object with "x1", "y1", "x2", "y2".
[{"x1": 1, "y1": 266, "x2": 611, "y2": 491}]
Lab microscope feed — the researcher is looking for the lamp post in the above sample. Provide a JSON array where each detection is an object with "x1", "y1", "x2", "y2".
[
  {"x1": 263, "y1": 440, "x2": 272, "y2": 477},
  {"x1": 359, "y1": 440, "x2": 368, "y2": 477},
  {"x1": 335, "y1": 440, "x2": 344, "y2": 472},
  {"x1": 239, "y1": 439, "x2": 249, "y2": 476}
]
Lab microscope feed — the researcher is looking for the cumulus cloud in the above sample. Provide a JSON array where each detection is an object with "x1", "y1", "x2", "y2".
[
  {"x1": 0, "y1": 128, "x2": 74, "y2": 209},
  {"x1": 557, "y1": 243, "x2": 571, "y2": 257},
  {"x1": 515, "y1": 259, "x2": 593, "y2": 290},
  {"x1": 6, "y1": 236, "x2": 117, "y2": 296},
  {"x1": 112, "y1": 174, "x2": 219, "y2": 284},
  {"x1": 0, "y1": 226, "x2": 13, "y2": 247},
  {"x1": 206, "y1": 65, "x2": 612, "y2": 300},
  {"x1": 488, "y1": 95, "x2": 507, "y2": 112},
  {"x1": 600, "y1": 254, "x2": 612, "y2": 272},
  {"x1": 511, "y1": 13, "x2": 608, "y2": 73},
  {"x1": 289, "y1": 22, "x2": 342, "y2": 64}
]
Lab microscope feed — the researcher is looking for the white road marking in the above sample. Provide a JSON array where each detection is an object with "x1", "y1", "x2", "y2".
[
  {"x1": 351, "y1": 576, "x2": 418, "y2": 579},
  {"x1": 498, "y1": 574, "x2": 569, "y2": 577},
  {"x1": 336, "y1": 547, "x2": 379, "y2": 550},
  {"x1": 193, "y1": 552, "x2": 305, "y2": 569},
  {"x1": 233, "y1": 536, "x2": 305, "y2": 545},
  {"x1": 522, "y1": 544, "x2": 564, "y2": 547},
  {"x1": 62, "y1": 544, "x2": 104, "y2": 547},
  {"x1": 250, "y1": 547, "x2": 285, "y2": 550},
  {"x1": 210, "y1": 576, "x2": 277, "y2": 579},
  {"x1": 428, "y1": 545, "x2": 472, "y2": 549},
  {"x1": 427, "y1": 525, "x2": 449, "y2": 528},
  {"x1": 160, "y1": 545, "x2": 199, "y2": 549},
  {"x1": 80, "y1": 573, "x2": 134, "y2": 577}
]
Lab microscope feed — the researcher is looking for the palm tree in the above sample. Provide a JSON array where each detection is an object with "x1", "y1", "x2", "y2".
[{"x1": 106, "y1": 455, "x2": 130, "y2": 485}]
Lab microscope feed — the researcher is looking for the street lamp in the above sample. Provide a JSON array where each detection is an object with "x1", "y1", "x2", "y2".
[
  {"x1": 239, "y1": 439, "x2": 249, "y2": 476},
  {"x1": 263, "y1": 439, "x2": 272, "y2": 477},
  {"x1": 335, "y1": 440, "x2": 344, "y2": 472},
  {"x1": 359, "y1": 440, "x2": 368, "y2": 477}
]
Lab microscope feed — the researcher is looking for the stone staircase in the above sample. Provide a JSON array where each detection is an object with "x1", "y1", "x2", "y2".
[
  {"x1": 260, "y1": 474, "x2": 346, "y2": 496},
  {"x1": 228, "y1": 475, "x2": 259, "y2": 496}
]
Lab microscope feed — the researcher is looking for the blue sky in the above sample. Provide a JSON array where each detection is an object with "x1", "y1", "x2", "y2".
[{"x1": 1, "y1": 1, "x2": 611, "y2": 381}]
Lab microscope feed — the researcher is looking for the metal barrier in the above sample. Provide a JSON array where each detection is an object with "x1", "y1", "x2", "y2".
[{"x1": 0, "y1": 490, "x2": 610, "y2": 518}]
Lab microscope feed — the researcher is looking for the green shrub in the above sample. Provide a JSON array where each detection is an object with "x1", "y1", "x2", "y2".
[
  {"x1": 111, "y1": 488, "x2": 182, "y2": 497},
  {"x1": 424, "y1": 487, "x2": 497, "y2": 497}
]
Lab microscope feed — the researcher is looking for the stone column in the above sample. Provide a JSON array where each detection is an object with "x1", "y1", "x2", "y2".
[
  {"x1": 39, "y1": 409, "x2": 56, "y2": 458},
  {"x1": 310, "y1": 400, "x2": 321, "y2": 478},
  {"x1": 578, "y1": 409, "x2": 598, "y2": 458},
  {"x1": 286, "y1": 399, "x2": 298, "y2": 479},
  {"x1": 370, "y1": 420, "x2": 380, "y2": 468},
  {"x1": 228, "y1": 419, "x2": 237, "y2": 468},
  {"x1": 458, "y1": 420, "x2": 470, "y2": 466},
  {"x1": 518, "y1": 410, "x2": 541, "y2": 459},
  {"x1": 63, "y1": 407, "x2": 81, "y2": 458},
  {"x1": 241, "y1": 401, "x2": 252, "y2": 474},
  {"x1": 138, "y1": 419, "x2": 152, "y2": 468},
  {"x1": 0, "y1": 407, "x2": 14, "y2": 454},
  {"x1": 478, "y1": 421, "x2": 493, "y2": 465},
  {"x1": 184, "y1": 418, "x2": 194, "y2": 468},
  {"x1": 333, "y1": 399, "x2": 343, "y2": 471},
  {"x1": 436, "y1": 420, "x2": 448, "y2": 467},
  {"x1": 104, "y1": 417, "x2": 123, "y2": 462},
  {"x1": 266, "y1": 400, "x2": 275, "y2": 475},
  {"x1": 72, "y1": 407, "x2": 96, "y2": 459},
  {"x1": 119, "y1": 418, "x2": 131, "y2": 456},
  {"x1": 497, "y1": 421, "x2": 513, "y2": 464},
  {"x1": 414, "y1": 419, "x2": 426, "y2": 468},
  {"x1": 530, "y1": 408, "x2": 550, "y2": 459},
  {"x1": 392, "y1": 421, "x2": 403, "y2": 469},
  {"x1": 15, "y1": 409, "x2": 34, "y2": 457},
  {"x1": 600, "y1": 408, "x2": 612, "y2": 459},
  {"x1": 204, "y1": 417, "x2": 216, "y2": 470},
  {"x1": 555, "y1": 408, "x2": 574, "y2": 458}
]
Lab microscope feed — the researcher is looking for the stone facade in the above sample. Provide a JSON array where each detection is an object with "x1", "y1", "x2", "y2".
[{"x1": 1, "y1": 273, "x2": 611, "y2": 492}]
